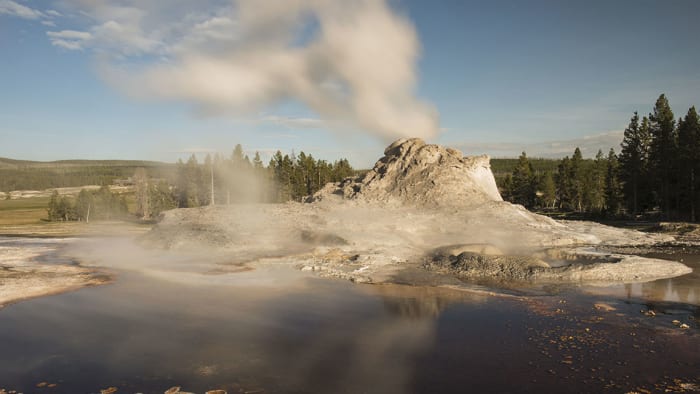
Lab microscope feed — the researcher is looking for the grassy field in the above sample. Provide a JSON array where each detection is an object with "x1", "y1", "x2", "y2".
[
  {"x1": 0, "y1": 196, "x2": 153, "y2": 237},
  {"x1": 0, "y1": 197, "x2": 50, "y2": 225}
]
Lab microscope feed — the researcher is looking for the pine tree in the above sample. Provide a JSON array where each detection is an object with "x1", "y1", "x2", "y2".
[
  {"x1": 47, "y1": 190, "x2": 60, "y2": 221},
  {"x1": 231, "y1": 144, "x2": 245, "y2": 169},
  {"x1": 252, "y1": 151, "x2": 268, "y2": 202},
  {"x1": 204, "y1": 154, "x2": 214, "y2": 206},
  {"x1": 181, "y1": 154, "x2": 201, "y2": 207},
  {"x1": 76, "y1": 189, "x2": 93, "y2": 222},
  {"x1": 556, "y1": 157, "x2": 572, "y2": 210},
  {"x1": 539, "y1": 172, "x2": 556, "y2": 209},
  {"x1": 253, "y1": 152, "x2": 264, "y2": 170},
  {"x1": 582, "y1": 149, "x2": 607, "y2": 214},
  {"x1": 500, "y1": 174, "x2": 513, "y2": 201},
  {"x1": 619, "y1": 112, "x2": 651, "y2": 215},
  {"x1": 569, "y1": 148, "x2": 584, "y2": 212},
  {"x1": 332, "y1": 159, "x2": 354, "y2": 181},
  {"x1": 648, "y1": 94, "x2": 677, "y2": 218},
  {"x1": 677, "y1": 106, "x2": 700, "y2": 221},
  {"x1": 511, "y1": 152, "x2": 535, "y2": 208},
  {"x1": 148, "y1": 181, "x2": 176, "y2": 217},
  {"x1": 604, "y1": 148, "x2": 623, "y2": 216}
]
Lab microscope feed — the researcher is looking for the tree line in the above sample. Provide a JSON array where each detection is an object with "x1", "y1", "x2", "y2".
[
  {"x1": 45, "y1": 144, "x2": 357, "y2": 221},
  {"x1": 500, "y1": 148, "x2": 622, "y2": 216},
  {"x1": 47, "y1": 186, "x2": 128, "y2": 222},
  {"x1": 134, "y1": 144, "x2": 356, "y2": 218},
  {"x1": 500, "y1": 94, "x2": 700, "y2": 221}
]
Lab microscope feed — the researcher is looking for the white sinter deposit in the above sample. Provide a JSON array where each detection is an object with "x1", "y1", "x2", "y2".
[
  {"x1": 146, "y1": 138, "x2": 691, "y2": 285},
  {"x1": 0, "y1": 238, "x2": 109, "y2": 308}
]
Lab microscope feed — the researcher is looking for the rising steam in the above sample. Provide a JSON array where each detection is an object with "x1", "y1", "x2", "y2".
[{"x1": 56, "y1": 0, "x2": 439, "y2": 140}]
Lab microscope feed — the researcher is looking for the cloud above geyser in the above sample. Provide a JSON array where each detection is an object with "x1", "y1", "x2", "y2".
[{"x1": 53, "y1": 0, "x2": 439, "y2": 141}]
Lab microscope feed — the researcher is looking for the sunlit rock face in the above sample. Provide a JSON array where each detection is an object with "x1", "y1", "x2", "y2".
[{"x1": 309, "y1": 138, "x2": 502, "y2": 207}]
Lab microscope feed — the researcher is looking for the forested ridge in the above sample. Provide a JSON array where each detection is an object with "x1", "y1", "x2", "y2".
[{"x1": 0, "y1": 158, "x2": 176, "y2": 191}]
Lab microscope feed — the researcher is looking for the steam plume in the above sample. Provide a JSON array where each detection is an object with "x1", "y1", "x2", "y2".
[{"x1": 58, "y1": 0, "x2": 439, "y2": 140}]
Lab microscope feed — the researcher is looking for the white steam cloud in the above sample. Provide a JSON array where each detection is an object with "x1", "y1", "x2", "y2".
[{"x1": 51, "y1": 0, "x2": 439, "y2": 141}]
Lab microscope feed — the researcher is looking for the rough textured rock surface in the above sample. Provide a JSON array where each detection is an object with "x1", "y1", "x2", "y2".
[
  {"x1": 310, "y1": 138, "x2": 501, "y2": 207},
  {"x1": 424, "y1": 246, "x2": 692, "y2": 284},
  {"x1": 144, "y1": 138, "x2": 691, "y2": 287}
]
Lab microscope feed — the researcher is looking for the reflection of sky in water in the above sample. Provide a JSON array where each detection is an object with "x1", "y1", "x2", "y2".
[
  {"x1": 0, "y1": 238, "x2": 698, "y2": 393},
  {"x1": 0, "y1": 237, "x2": 498, "y2": 393},
  {"x1": 582, "y1": 252, "x2": 700, "y2": 305},
  {"x1": 0, "y1": 268, "x2": 464, "y2": 393}
]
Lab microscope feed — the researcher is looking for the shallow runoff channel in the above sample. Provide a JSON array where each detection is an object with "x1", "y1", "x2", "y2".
[{"x1": 0, "y1": 236, "x2": 698, "y2": 394}]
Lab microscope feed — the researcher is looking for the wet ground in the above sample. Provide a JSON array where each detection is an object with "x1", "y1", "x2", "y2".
[{"x1": 0, "y1": 237, "x2": 698, "y2": 393}]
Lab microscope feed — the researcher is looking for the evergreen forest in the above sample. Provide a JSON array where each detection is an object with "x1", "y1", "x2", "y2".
[{"x1": 498, "y1": 94, "x2": 700, "y2": 221}]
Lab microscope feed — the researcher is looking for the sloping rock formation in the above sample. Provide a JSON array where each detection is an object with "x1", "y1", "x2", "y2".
[{"x1": 310, "y1": 138, "x2": 501, "y2": 207}]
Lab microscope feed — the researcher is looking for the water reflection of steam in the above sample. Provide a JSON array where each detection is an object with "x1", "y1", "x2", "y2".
[
  {"x1": 256, "y1": 299, "x2": 436, "y2": 392},
  {"x1": 367, "y1": 284, "x2": 488, "y2": 319},
  {"x1": 251, "y1": 284, "x2": 490, "y2": 393}
]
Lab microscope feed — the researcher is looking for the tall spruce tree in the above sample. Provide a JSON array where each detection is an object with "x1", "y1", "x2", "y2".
[
  {"x1": 677, "y1": 106, "x2": 700, "y2": 221},
  {"x1": 648, "y1": 94, "x2": 677, "y2": 218},
  {"x1": 604, "y1": 148, "x2": 623, "y2": 216},
  {"x1": 619, "y1": 112, "x2": 651, "y2": 215},
  {"x1": 569, "y1": 148, "x2": 584, "y2": 212},
  {"x1": 584, "y1": 149, "x2": 607, "y2": 213},
  {"x1": 556, "y1": 157, "x2": 572, "y2": 210}
]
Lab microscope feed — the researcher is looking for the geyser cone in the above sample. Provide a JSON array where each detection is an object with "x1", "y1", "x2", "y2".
[{"x1": 309, "y1": 138, "x2": 502, "y2": 207}]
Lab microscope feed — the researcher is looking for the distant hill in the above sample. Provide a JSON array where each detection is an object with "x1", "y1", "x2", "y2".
[
  {"x1": 0, "y1": 157, "x2": 176, "y2": 192},
  {"x1": 0, "y1": 157, "x2": 168, "y2": 170}
]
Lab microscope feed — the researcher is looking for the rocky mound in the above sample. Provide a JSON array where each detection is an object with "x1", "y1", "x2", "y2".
[{"x1": 309, "y1": 138, "x2": 502, "y2": 207}]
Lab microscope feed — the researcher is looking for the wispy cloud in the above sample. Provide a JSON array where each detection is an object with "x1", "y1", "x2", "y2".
[
  {"x1": 534, "y1": 130, "x2": 623, "y2": 157},
  {"x1": 262, "y1": 115, "x2": 324, "y2": 130},
  {"x1": 48, "y1": 30, "x2": 92, "y2": 40},
  {"x1": 261, "y1": 133, "x2": 301, "y2": 139},
  {"x1": 453, "y1": 130, "x2": 624, "y2": 159},
  {"x1": 47, "y1": 29, "x2": 92, "y2": 49},
  {"x1": 0, "y1": 0, "x2": 45, "y2": 19}
]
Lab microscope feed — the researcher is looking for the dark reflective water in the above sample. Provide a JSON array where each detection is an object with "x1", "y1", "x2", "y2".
[{"x1": 0, "y1": 238, "x2": 698, "y2": 393}]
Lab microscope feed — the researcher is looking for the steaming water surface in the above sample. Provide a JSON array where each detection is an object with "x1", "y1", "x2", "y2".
[{"x1": 0, "y1": 237, "x2": 698, "y2": 393}]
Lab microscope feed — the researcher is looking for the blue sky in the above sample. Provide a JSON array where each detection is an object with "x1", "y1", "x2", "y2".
[{"x1": 1, "y1": 0, "x2": 699, "y2": 167}]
